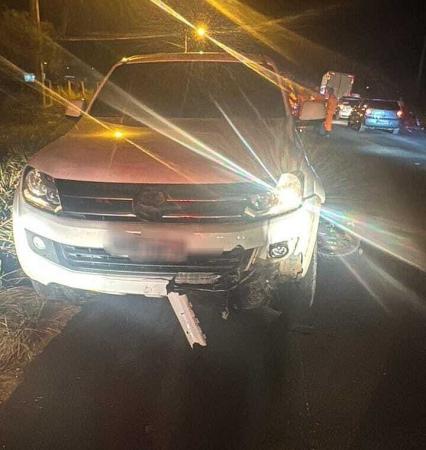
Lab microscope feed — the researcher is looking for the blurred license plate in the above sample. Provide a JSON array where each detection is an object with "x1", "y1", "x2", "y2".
[{"x1": 107, "y1": 236, "x2": 187, "y2": 263}]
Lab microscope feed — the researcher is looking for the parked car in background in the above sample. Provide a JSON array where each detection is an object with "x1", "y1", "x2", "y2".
[
  {"x1": 348, "y1": 99, "x2": 402, "y2": 134},
  {"x1": 335, "y1": 96, "x2": 360, "y2": 119},
  {"x1": 398, "y1": 101, "x2": 425, "y2": 133},
  {"x1": 400, "y1": 110, "x2": 424, "y2": 133}
]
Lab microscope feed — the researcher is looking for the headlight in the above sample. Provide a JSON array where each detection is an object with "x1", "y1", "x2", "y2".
[
  {"x1": 22, "y1": 168, "x2": 62, "y2": 213},
  {"x1": 245, "y1": 173, "x2": 302, "y2": 218}
]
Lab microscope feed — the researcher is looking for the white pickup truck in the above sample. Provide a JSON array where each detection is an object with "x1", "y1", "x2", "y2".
[{"x1": 14, "y1": 53, "x2": 325, "y2": 346}]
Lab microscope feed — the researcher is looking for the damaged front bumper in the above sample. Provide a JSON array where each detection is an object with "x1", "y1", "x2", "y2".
[{"x1": 14, "y1": 191, "x2": 321, "y2": 298}]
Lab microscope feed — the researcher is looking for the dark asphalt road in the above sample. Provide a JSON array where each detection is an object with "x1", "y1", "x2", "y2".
[{"x1": 1, "y1": 125, "x2": 425, "y2": 450}]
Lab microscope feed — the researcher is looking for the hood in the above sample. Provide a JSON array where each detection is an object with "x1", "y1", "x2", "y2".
[{"x1": 30, "y1": 117, "x2": 291, "y2": 184}]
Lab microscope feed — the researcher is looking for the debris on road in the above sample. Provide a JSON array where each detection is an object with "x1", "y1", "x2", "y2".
[
  {"x1": 318, "y1": 218, "x2": 361, "y2": 258},
  {"x1": 168, "y1": 292, "x2": 207, "y2": 348}
]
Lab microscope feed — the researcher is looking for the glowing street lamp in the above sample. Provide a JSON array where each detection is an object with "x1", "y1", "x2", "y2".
[
  {"x1": 184, "y1": 24, "x2": 208, "y2": 53},
  {"x1": 195, "y1": 25, "x2": 207, "y2": 38}
]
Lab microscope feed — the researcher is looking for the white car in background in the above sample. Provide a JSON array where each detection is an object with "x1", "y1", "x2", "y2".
[{"x1": 336, "y1": 96, "x2": 361, "y2": 120}]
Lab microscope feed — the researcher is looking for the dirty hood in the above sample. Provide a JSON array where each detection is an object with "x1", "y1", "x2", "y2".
[{"x1": 30, "y1": 117, "x2": 292, "y2": 184}]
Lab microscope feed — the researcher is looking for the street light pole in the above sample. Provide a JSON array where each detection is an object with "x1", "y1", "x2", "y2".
[
  {"x1": 29, "y1": 0, "x2": 45, "y2": 84},
  {"x1": 416, "y1": 35, "x2": 426, "y2": 96},
  {"x1": 29, "y1": 0, "x2": 40, "y2": 27}
]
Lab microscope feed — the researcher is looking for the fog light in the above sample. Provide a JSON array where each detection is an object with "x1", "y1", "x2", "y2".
[
  {"x1": 269, "y1": 242, "x2": 289, "y2": 258},
  {"x1": 26, "y1": 231, "x2": 59, "y2": 264},
  {"x1": 33, "y1": 236, "x2": 46, "y2": 251}
]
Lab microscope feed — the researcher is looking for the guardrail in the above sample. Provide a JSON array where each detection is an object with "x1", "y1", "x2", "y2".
[{"x1": 41, "y1": 80, "x2": 97, "y2": 108}]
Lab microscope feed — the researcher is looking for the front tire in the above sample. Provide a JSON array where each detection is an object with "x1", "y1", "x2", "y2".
[
  {"x1": 231, "y1": 273, "x2": 273, "y2": 310},
  {"x1": 273, "y1": 244, "x2": 318, "y2": 315}
]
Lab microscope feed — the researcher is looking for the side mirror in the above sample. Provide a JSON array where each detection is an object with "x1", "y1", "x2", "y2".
[
  {"x1": 298, "y1": 100, "x2": 326, "y2": 121},
  {"x1": 65, "y1": 99, "x2": 85, "y2": 118}
]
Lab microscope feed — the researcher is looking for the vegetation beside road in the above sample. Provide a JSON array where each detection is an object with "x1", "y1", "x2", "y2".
[
  {"x1": 0, "y1": 153, "x2": 26, "y2": 260},
  {"x1": 0, "y1": 96, "x2": 77, "y2": 404},
  {"x1": 0, "y1": 95, "x2": 72, "y2": 259},
  {"x1": 0, "y1": 94, "x2": 72, "y2": 159},
  {"x1": 0, "y1": 287, "x2": 79, "y2": 404}
]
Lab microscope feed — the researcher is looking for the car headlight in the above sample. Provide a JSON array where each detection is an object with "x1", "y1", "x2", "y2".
[
  {"x1": 22, "y1": 168, "x2": 62, "y2": 213},
  {"x1": 245, "y1": 173, "x2": 302, "y2": 218}
]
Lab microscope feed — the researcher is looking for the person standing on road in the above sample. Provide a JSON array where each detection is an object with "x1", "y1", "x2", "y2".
[{"x1": 323, "y1": 87, "x2": 338, "y2": 136}]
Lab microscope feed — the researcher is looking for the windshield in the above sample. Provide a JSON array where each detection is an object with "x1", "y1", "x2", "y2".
[
  {"x1": 340, "y1": 97, "x2": 359, "y2": 106},
  {"x1": 367, "y1": 100, "x2": 399, "y2": 110},
  {"x1": 90, "y1": 61, "x2": 286, "y2": 123}
]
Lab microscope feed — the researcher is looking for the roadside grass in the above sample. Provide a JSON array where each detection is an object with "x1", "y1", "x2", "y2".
[
  {"x1": 0, "y1": 96, "x2": 73, "y2": 262},
  {"x1": 0, "y1": 287, "x2": 79, "y2": 403},
  {"x1": 0, "y1": 95, "x2": 78, "y2": 403},
  {"x1": 0, "y1": 97, "x2": 72, "y2": 159},
  {"x1": 0, "y1": 152, "x2": 27, "y2": 260}
]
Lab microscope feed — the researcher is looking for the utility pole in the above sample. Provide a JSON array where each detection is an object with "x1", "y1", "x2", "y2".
[
  {"x1": 29, "y1": 0, "x2": 45, "y2": 84},
  {"x1": 416, "y1": 35, "x2": 426, "y2": 96},
  {"x1": 184, "y1": 31, "x2": 188, "y2": 53},
  {"x1": 29, "y1": 0, "x2": 40, "y2": 27}
]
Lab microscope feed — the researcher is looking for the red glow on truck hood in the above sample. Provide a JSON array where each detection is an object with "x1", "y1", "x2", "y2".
[{"x1": 30, "y1": 118, "x2": 289, "y2": 184}]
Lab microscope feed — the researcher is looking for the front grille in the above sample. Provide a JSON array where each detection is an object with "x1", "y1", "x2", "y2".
[
  {"x1": 56, "y1": 180, "x2": 267, "y2": 223},
  {"x1": 56, "y1": 243, "x2": 254, "y2": 275}
]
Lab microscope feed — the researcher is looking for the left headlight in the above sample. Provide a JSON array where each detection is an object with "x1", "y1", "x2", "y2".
[
  {"x1": 22, "y1": 167, "x2": 62, "y2": 213},
  {"x1": 245, "y1": 173, "x2": 303, "y2": 218}
]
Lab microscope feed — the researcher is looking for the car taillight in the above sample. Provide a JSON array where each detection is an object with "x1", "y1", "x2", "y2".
[
  {"x1": 365, "y1": 108, "x2": 372, "y2": 116},
  {"x1": 397, "y1": 110, "x2": 403, "y2": 118}
]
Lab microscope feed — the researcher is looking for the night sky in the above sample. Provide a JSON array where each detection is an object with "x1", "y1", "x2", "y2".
[{"x1": 1, "y1": 0, "x2": 425, "y2": 98}]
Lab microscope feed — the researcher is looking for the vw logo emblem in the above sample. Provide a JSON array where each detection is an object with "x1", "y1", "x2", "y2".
[{"x1": 133, "y1": 190, "x2": 167, "y2": 220}]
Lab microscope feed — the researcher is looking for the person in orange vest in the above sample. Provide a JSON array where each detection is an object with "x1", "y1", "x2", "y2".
[{"x1": 323, "y1": 87, "x2": 338, "y2": 136}]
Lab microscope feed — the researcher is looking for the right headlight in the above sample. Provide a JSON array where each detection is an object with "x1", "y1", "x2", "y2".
[
  {"x1": 245, "y1": 173, "x2": 303, "y2": 218},
  {"x1": 22, "y1": 167, "x2": 62, "y2": 213}
]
